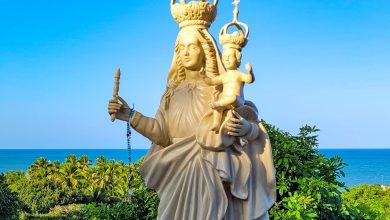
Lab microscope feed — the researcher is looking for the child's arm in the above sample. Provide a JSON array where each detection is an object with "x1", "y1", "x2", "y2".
[
  {"x1": 204, "y1": 75, "x2": 223, "y2": 85},
  {"x1": 242, "y1": 63, "x2": 255, "y2": 84}
]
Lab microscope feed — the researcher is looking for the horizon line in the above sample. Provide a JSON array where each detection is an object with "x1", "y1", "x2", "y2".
[{"x1": 0, "y1": 147, "x2": 390, "y2": 150}]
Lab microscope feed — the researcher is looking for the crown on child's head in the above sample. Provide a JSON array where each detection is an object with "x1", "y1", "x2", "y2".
[
  {"x1": 219, "y1": 0, "x2": 249, "y2": 50},
  {"x1": 171, "y1": 0, "x2": 219, "y2": 29},
  {"x1": 219, "y1": 30, "x2": 247, "y2": 50}
]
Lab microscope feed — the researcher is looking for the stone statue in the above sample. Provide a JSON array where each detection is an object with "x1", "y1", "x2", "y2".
[{"x1": 108, "y1": 1, "x2": 276, "y2": 219}]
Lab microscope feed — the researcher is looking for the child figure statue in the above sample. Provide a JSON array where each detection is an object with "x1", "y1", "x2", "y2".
[{"x1": 204, "y1": 20, "x2": 254, "y2": 132}]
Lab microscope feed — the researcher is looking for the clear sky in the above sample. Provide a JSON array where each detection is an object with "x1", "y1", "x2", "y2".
[{"x1": 0, "y1": 0, "x2": 389, "y2": 149}]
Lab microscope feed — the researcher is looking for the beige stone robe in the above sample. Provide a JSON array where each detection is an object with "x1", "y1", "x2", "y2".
[{"x1": 131, "y1": 79, "x2": 276, "y2": 220}]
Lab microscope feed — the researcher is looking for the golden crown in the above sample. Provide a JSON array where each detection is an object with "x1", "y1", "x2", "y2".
[
  {"x1": 219, "y1": 30, "x2": 247, "y2": 50},
  {"x1": 171, "y1": 0, "x2": 219, "y2": 29}
]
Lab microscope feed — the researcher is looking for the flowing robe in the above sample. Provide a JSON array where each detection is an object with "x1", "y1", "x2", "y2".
[{"x1": 131, "y1": 80, "x2": 276, "y2": 220}]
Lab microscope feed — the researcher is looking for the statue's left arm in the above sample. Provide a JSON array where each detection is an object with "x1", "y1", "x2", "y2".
[
  {"x1": 225, "y1": 109, "x2": 258, "y2": 139},
  {"x1": 197, "y1": 106, "x2": 261, "y2": 150}
]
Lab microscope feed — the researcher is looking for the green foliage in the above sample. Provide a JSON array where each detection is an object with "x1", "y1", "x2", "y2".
[
  {"x1": 19, "y1": 204, "x2": 86, "y2": 220},
  {"x1": 6, "y1": 157, "x2": 82, "y2": 213},
  {"x1": 4, "y1": 154, "x2": 158, "y2": 219},
  {"x1": 271, "y1": 191, "x2": 318, "y2": 220},
  {"x1": 127, "y1": 158, "x2": 159, "y2": 219},
  {"x1": 87, "y1": 156, "x2": 129, "y2": 203},
  {"x1": 48, "y1": 204, "x2": 86, "y2": 219},
  {"x1": 342, "y1": 184, "x2": 390, "y2": 220},
  {"x1": 82, "y1": 158, "x2": 159, "y2": 219},
  {"x1": 0, "y1": 173, "x2": 20, "y2": 219},
  {"x1": 4, "y1": 123, "x2": 390, "y2": 219},
  {"x1": 5, "y1": 155, "x2": 131, "y2": 214},
  {"x1": 82, "y1": 201, "x2": 136, "y2": 219},
  {"x1": 264, "y1": 122, "x2": 358, "y2": 219}
]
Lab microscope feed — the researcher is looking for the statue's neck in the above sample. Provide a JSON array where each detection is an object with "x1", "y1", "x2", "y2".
[{"x1": 185, "y1": 69, "x2": 203, "y2": 82}]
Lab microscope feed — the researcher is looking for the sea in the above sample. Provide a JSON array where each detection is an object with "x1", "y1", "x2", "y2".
[{"x1": 0, "y1": 149, "x2": 389, "y2": 187}]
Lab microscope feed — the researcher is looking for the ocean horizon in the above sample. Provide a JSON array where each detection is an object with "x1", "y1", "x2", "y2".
[{"x1": 1, "y1": 148, "x2": 389, "y2": 187}]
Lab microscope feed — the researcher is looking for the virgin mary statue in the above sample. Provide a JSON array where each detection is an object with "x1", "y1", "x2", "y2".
[{"x1": 108, "y1": 1, "x2": 276, "y2": 219}]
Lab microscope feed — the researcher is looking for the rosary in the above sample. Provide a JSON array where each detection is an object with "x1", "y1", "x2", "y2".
[{"x1": 126, "y1": 107, "x2": 135, "y2": 198}]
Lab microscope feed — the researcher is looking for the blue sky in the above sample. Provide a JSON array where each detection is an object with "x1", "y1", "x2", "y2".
[{"x1": 0, "y1": 0, "x2": 389, "y2": 149}]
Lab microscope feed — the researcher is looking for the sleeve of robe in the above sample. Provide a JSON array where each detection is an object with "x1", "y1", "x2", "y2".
[{"x1": 130, "y1": 109, "x2": 171, "y2": 147}]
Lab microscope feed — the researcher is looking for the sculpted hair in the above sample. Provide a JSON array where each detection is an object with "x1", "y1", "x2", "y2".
[
  {"x1": 174, "y1": 38, "x2": 186, "y2": 83},
  {"x1": 197, "y1": 29, "x2": 218, "y2": 79},
  {"x1": 197, "y1": 29, "x2": 223, "y2": 101}
]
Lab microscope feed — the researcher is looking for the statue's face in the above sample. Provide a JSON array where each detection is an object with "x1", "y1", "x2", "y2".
[
  {"x1": 222, "y1": 48, "x2": 240, "y2": 70},
  {"x1": 178, "y1": 31, "x2": 205, "y2": 71}
]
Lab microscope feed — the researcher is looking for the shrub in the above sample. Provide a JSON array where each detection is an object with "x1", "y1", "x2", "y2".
[
  {"x1": 264, "y1": 122, "x2": 359, "y2": 219},
  {"x1": 80, "y1": 158, "x2": 159, "y2": 219},
  {"x1": 5, "y1": 155, "x2": 131, "y2": 214},
  {"x1": 127, "y1": 158, "x2": 159, "y2": 219},
  {"x1": 0, "y1": 173, "x2": 20, "y2": 219},
  {"x1": 82, "y1": 158, "x2": 159, "y2": 219},
  {"x1": 82, "y1": 201, "x2": 138, "y2": 219},
  {"x1": 6, "y1": 169, "x2": 64, "y2": 213},
  {"x1": 342, "y1": 184, "x2": 390, "y2": 219},
  {"x1": 18, "y1": 204, "x2": 85, "y2": 220}
]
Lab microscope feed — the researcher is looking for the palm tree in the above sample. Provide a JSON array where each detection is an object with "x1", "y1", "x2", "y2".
[
  {"x1": 76, "y1": 155, "x2": 91, "y2": 194},
  {"x1": 27, "y1": 157, "x2": 54, "y2": 185},
  {"x1": 47, "y1": 160, "x2": 61, "y2": 187},
  {"x1": 57, "y1": 155, "x2": 82, "y2": 190},
  {"x1": 88, "y1": 156, "x2": 105, "y2": 202},
  {"x1": 112, "y1": 161, "x2": 129, "y2": 197}
]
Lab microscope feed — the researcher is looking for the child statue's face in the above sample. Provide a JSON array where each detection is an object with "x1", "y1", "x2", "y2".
[{"x1": 222, "y1": 47, "x2": 240, "y2": 70}]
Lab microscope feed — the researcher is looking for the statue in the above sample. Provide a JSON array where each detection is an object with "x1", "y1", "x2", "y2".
[{"x1": 108, "y1": 1, "x2": 276, "y2": 219}]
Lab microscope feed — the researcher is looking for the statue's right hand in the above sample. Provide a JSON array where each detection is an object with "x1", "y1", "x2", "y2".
[{"x1": 108, "y1": 96, "x2": 131, "y2": 122}]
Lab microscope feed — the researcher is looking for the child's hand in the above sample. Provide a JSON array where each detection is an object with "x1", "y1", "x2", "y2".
[
  {"x1": 245, "y1": 63, "x2": 252, "y2": 73},
  {"x1": 243, "y1": 63, "x2": 255, "y2": 83}
]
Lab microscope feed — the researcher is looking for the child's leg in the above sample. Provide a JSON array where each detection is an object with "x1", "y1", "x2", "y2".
[
  {"x1": 210, "y1": 95, "x2": 237, "y2": 109},
  {"x1": 211, "y1": 109, "x2": 222, "y2": 132}
]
